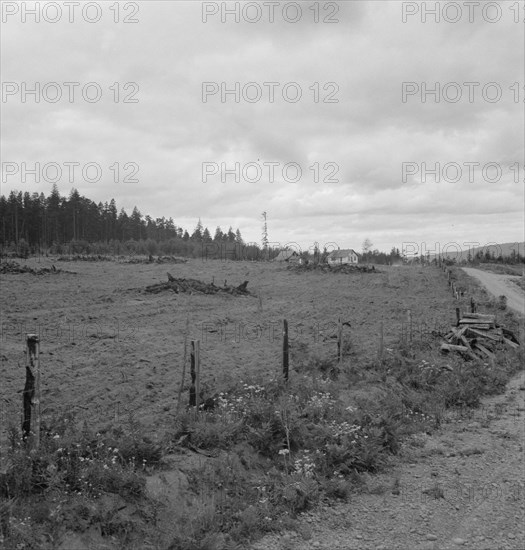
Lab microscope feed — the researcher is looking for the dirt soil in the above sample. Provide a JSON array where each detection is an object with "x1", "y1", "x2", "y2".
[
  {"x1": 0, "y1": 259, "x2": 454, "y2": 445},
  {"x1": 1, "y1": 259, "x2": 523, "y2": 550},
  {"x1": 462, "y1": 268, "x2": 525, "y2": 317}
]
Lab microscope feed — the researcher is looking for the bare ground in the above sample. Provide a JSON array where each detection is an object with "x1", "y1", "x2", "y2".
[
  {"x1": 462, "y1": 268, "x2": 525, "y2": 317},
  {"x1": 0, "y1": 259, "x2": 453, "y2": 444}
]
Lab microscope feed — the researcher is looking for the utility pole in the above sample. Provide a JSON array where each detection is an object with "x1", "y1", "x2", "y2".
[{"x1": 261, "y1": 211, "x2": 268, "y2": 260}]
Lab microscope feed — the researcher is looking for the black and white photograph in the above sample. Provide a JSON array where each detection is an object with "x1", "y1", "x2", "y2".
[{"x1": 0, "y1": 1, "x2": 524, "y2": 548}]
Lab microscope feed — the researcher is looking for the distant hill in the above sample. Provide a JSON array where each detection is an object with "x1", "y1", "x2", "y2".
[{"x1": 429, "y1": 242, "x2": 524, "y2": 262}]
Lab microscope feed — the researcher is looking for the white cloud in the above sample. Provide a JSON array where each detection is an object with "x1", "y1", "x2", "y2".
[{"x1": 1, "y1": 0, "x2": 522, "y2": 250}]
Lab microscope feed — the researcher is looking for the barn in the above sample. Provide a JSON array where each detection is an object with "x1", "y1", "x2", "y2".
[{"x1": 327, "y1": 249, "x2": 359, "y2": 265}]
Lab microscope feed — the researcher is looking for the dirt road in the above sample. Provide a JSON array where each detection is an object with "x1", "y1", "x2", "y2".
[
  {"x1": 462, "y1": 268, "x2": 525, "y2": 317},
  {"x1": 251, "y1": 266, "x2": 525, "y2": 550},
  {"x1": 252, "y1": 372, "x2": 525, "y2": 550}
]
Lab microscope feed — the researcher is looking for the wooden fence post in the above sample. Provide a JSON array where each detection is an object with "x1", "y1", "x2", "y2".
[
  {"x1": 23, "y1": 334, "x2": 40, "y2": 451},
  {"x1": 337, "y1": 317, "x2": 343, "y2": 363},
  {"x1": 195, "y1": 340, "x2": 201, "y2": 410},
  {"x1": 470, "y1": 298, "x2": 476, "y2": 313},
  {"x1": 455, "y1": 308, "x2": 461, "y2": 327},
  {"x1": 283, "y1": 320, "x2": 289, "y2": 381},
  {"x1": 189, "y1": 340, "x2": 200, "y2": 407},
  {"x1": 407, "y1": 309, "x2": 413, "y2": 343},
  {"x1": 176, "y1": 318, "x2": 190, "y2": 414},
  {"x1": 378, "y1": 318, "x2": 384, "y2": 360}
]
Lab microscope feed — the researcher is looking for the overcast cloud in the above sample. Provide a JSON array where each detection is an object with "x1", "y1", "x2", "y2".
[{"x1": 1, "y1": 0, "x2": 523, "y2": 254}]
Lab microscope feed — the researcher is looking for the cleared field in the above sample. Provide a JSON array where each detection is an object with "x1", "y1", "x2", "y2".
[{"x1": 1, "y1": 259, "x2": 456, "y2": 438}]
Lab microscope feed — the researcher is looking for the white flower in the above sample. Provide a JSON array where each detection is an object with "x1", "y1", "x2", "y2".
[{"x1": 278, "y1": 449, "x2": 290, "y2": 456}]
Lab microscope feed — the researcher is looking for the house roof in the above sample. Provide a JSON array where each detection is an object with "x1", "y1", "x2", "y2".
[
  {"x1": 274, "y1": 249, "x2": 299, "y2": 261},
  {"x1": 327, "y1": 249, "x2": 358, "y2": 259}
]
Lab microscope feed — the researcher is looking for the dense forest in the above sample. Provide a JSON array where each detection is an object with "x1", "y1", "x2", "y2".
[
  {"x1": 0, "y1": 187, "x2": 522, "y2": 265},
  {"x1": 0, "y1": 186, "x2": 255, "y2": 259}
]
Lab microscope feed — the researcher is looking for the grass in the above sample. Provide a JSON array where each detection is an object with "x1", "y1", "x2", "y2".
[{"x1": 1, "y1": 264, "x2": 523, "y2": 549}]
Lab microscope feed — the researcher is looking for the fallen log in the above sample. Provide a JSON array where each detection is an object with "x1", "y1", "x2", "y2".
[
  {"x1": 441, "y1": 343, "x2": 470, "y2": 353},
  {"x1": 472, "y1": 343, "x2": 495, "y2": 358},
  {"x1": 502, "y1": 328, "x2": 521, "y2": 346},
  {"x1": 458, "y1": 318, "x2": 495, "y2": 327},
  {"x1": 461, "y1": 313, "x2": 496, "y2": 321},
  {"x1": 466, "y1": 328, "x2": 502, "y2": 342},
  {"x1": 503, "y1": 337, "x2": 519, "y2": 349}
]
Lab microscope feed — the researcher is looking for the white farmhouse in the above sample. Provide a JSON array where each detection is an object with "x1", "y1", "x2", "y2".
[{"x1": 327, "y1": 249, "x2": 359, "y2": 265}]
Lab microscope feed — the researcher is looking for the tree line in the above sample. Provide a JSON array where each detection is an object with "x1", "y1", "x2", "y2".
[{"x1": 0, "y1": 186, "x2": 247, "y2": 259}]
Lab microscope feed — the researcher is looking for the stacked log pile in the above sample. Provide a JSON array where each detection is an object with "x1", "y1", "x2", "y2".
[
  {"x1": 440, "y1": 313, "x2": 520, "y2": 359},
  {"x1": 144, "y1": 274, "x2": 252, "y2": 296}
]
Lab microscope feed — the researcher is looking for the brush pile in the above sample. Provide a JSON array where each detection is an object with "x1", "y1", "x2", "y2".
[
  {"x1": 125, "y1": 256, "x2": 188, "y2": 264},
  {"x1": 144, "y1": 274, "x2": 252, "y2": 296},
  {"x1": 0, "y1": 261, "x2": 71, "y2": 275},
  {"x1": 289, "y1": 263, "x2": 377, "y2": 274},
  {"x1": 57, "y1": 254, "x2": 114, "y2": 262},
  {"x1": 440, "y1": 313, "x2": 520, "y2": 359}
]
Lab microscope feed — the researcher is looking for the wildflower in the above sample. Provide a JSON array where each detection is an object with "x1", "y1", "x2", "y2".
[{"x1": 278, "y1": 449, "x2": 290, "y2": 456}]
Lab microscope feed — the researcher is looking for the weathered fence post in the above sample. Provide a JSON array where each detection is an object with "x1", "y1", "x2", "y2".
[
  {"x1": 195, "y1": 340, "x2": 201, "y2": 409},
  {"x1": 378, "y1": 318, "x2": 384, "y2": 360},
  {"x1": 407, "y1": 309, "x2": 413, "y2": 343},
  {"x1": 189, "y1": 340, "x2": 200, "y2": 407},
  {"x1": 176, "y1": 318, "x2": 190, "y2": 414},
  {"x1": 456, "y1": 308, "x2": 461, "y2": 327},
  {"x1": 23, "y1": 334, "x2": 40, "y2": 451},
  {"x1": 283, "y1": 320, "x2": 289, "y2": 381},
  {"x1": 470, "y1": 298, "x2": 476, "y2": 313},
  {"x1": 337, "y1": 317, "x2": 343, "y2": 363}
]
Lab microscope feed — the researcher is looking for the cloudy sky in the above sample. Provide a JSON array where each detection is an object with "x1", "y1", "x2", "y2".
[{"x1": 1, "y1": 0, "x2": 523, "y2": 254}]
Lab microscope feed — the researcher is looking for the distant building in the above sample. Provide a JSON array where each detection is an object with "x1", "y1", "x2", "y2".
[
  {"x1": 327, "y1": 249, "x2": 359, "y2": 265},
  {"x1": 274, "y1": 249, "x2": 302, "y2": 264}
]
